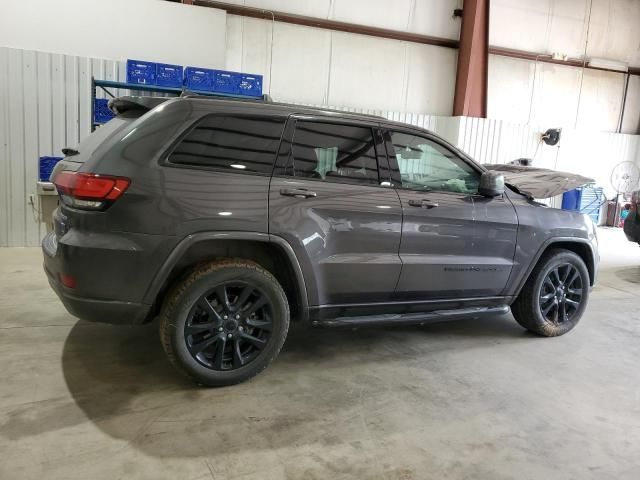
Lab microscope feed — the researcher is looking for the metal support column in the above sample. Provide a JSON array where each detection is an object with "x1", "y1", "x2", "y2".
[{"x1": 453, "y1": 0, "x2": 489, "y2": 117}]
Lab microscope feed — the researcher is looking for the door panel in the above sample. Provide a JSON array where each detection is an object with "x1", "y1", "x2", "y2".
[
  {"x1": 395, "y1": 190, "x2": 478, "y2": 299},
  {"x1": 269, "y1": 118, "x2": 402, "y2": 306},
  {"x1": 270, "y1": 179, "x2": 402, "y2": 305},
  {"x1": 385, "y1": 129, "x2": 517, "y2": 300},
  {"x1": 471, "y1": 195, "x2": 518, "y2": 294}
]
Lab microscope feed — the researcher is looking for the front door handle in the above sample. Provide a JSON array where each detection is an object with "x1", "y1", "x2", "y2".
[
  {"x1": 408, "y1": 199, "x2": 439, "y2": 209},
  {"x1": 280, "y1": 188, "x2": 317, "y2": 199}
]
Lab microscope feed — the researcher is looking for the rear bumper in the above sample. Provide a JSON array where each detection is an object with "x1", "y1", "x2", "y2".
[{"x1": 42, "y1": 230, "x2": 152, "y2": 325}]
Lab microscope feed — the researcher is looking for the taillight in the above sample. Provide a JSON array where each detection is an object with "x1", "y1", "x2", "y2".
[
  {"x1": 59, "y1": 273, "x2": 77, "y2": 289},
  {"x1": 52, "y1": 171, "x2": 130, "y2": 210}
]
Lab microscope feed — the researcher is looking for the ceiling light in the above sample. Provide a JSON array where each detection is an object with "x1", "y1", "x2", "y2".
[{"x1": 230, "y1": 164, "x2": 246, "y2": 170}]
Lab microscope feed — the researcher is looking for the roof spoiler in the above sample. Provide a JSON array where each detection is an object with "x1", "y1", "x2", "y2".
[{"x1": 108, "y1": 96, "x2": 170, "y2": 116}]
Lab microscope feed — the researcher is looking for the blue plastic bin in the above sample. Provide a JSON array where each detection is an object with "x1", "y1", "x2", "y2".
[
  {"x1": 184, "y1": 67, "x2": 215, "y2": 91},
  {"x1": 94, "y1": 99, "x2": 114, "y2": 124},
  {"x1": 156, "y1": 63, "x2": 183, "y2": 88},
  {"x1": 561, "y1": 189, "x2": 581, "y2": 211},
  {"x1": 127, "y1": 59, "x2": 156, "y2": 85},
  {"x1": 238, "y1": 73, "x2": 263, "y2": 97},
  {"x1": 213, "y1": 70, "x2": 241, "y2": 95},
  {"x1": 562, "y1": 186, "x2": 603, "y2": 224},
  {"x1": 39, "y1": 156, "x2": 63, "y2": 182}
]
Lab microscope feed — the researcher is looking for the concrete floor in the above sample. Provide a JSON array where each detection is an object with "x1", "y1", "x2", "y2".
[{"x1": 1, "y1": 228, "x2": 640, "y2": 480}]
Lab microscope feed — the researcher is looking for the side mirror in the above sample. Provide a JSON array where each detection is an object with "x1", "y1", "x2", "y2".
[{"x1": 479, "y1": 171, "x2": 505, "y2": 197}]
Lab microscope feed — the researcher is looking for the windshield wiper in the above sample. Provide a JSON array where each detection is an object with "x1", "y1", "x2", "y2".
[{"x1": 62, "y1": 147, "x2": 79, "y2": 156}]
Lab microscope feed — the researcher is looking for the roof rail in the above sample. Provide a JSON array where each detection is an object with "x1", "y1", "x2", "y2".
[
  {"x1": 180, "y1": 92, "x2": 273, "y2": 103},
  {"x1": 175, "y1": 93, "x2": 387, "y2": 121}
]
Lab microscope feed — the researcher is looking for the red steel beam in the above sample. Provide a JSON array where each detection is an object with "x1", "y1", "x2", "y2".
[{"x1": 453, "y1": 0, "x2": 489, "y2": 117}]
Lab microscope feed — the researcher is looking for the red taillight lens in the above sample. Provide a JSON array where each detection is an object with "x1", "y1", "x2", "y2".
[
  {"x1": 53, "y1": 171, "x2": 130, "y2": 210},
  {"x1": 59, "y1": 273, "x2": 76, "y2": 289}
]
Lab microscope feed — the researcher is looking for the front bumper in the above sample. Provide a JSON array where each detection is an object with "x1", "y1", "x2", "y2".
[{"x1": 42, "y1": 231, "x2": 151, "y2": 325}]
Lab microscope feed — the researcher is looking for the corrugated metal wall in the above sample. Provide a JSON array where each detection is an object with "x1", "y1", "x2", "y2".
[
  {"x1": 0, "y1": 47, "x2": 128, "y2": 246},
  {"x1": 454, "y1": 116, "x2": 640, "y2": 197},
  {"x1": 2, "y1": 46, "x2": 640, "y2": 246}
]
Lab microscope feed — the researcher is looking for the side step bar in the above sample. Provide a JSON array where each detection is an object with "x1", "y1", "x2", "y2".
[{"x1": 312, "y1": 306, "x2": 510, "y2": 328}]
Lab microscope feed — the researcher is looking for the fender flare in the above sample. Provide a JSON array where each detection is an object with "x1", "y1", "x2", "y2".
[
  {"x1": 509, "y1": 236, "x2": 597, "y2": 297},
  {"x1": 143, "y1": 231, "x2": 309, "y2": 321}
]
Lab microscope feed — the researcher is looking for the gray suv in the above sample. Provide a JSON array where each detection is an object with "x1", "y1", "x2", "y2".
[{"x1": 43, "y1": 96, "x2": 599, "y2": 386}]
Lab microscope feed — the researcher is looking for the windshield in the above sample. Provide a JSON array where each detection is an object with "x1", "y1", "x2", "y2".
[{"x1": 64, "y1": 117, "x2": 133, "y2": 163}]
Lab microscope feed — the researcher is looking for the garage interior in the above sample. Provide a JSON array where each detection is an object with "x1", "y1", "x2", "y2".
[{"x1": 2, "y1": 0, "x2": 640, "y2": 479}]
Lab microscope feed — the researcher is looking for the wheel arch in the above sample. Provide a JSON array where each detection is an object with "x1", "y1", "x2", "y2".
[
  {"x1": 143, "y1": 232, "x2": 309, "y2": 322},
  {"x1": 512, "y1": 237, "x2": 596, "y2": 298}
]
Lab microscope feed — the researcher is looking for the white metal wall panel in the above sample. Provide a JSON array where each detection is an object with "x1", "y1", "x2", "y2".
[
  {"x1": 2, "y1": 46, "x2": 640, "y2": 246},
  {"x1": 454, "y1": 116, "x2": 640, "y2": 196},
  {"x1": 0, "y1": 47, "x2": 125, "y2": 247},
  {"x1": 0, "y1": 48, "x2": 9, "y2": 246}
]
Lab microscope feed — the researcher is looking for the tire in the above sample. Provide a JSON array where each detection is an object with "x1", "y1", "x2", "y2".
[
  {"x1": 511, "y1": 249, "x2": 590, "y2": 337},
  {"x1": 159, "y1": 259, "x2": 289, "y2": 387}
]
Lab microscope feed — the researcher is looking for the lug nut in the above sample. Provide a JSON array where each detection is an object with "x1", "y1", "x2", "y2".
[
  {"x1": 218, "y1": 327, "x2": 223, "y2": 332},
  {"x1": 227, "y1": 333, "x2": 233, "y2": 338},
  {"x1": 239, "y1": 326, "x2": 244, "y2": 332},
  {"x1": 223, "y1": 315, "x2": 228, "y2": 320},
  {"x1": 235, "y1": 314, "x2": 240, "y2": 319}
]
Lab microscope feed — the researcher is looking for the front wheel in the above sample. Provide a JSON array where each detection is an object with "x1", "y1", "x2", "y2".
[
  {"x1": 511, "y1": 249, "x2": 590, "y2": 337},
  {"x1": 159, "y1": 259, "x2": 289, "y2": 386}
]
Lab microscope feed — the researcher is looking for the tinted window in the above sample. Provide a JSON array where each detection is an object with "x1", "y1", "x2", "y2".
[
  {"x1": 69, "y1": 118, "x2": 134, "y2": 163},
  {"x1": 390, "y1": 132, "x2": 479, "y2": 194},
  {"x1": 168, "y1": 115, "x2": 284, "y2": 174},
  {"x1": 287, "y1": 121, "x2": 379, "y2": 185}
]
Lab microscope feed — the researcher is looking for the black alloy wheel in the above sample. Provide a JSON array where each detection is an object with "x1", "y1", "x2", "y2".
[
  {"x1": 538, "y1": 263, "x2": 584, "y2": 325},
  {"x1": 185, "y1": 282, "x2": 273, "y2": 371}
]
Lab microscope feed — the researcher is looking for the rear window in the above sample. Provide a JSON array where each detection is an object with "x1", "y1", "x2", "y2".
[
  {"x1": 168, "y1": 115, "x2": 285, "y2": 174},
  {"x1": 65, "y1": 118, "x2": 134, "y2": 163}
]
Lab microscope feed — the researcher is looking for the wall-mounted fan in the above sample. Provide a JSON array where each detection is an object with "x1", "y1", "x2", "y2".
[
  {"x1": 611, "y1": 161, "x2": 640, "y2": 195},
  {"x1": 610, "y1": 161, "x2": 640, "y2": 226}
]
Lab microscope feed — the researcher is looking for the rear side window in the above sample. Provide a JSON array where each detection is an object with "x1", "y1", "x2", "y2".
[
  {"x1": 286, "y1": 121, "x2": 379, "y2": 186},
  {"x1": 168, "y1": 115, "x2": 285, "y2": 174}
]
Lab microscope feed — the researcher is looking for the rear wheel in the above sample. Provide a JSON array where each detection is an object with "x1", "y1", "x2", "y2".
[
  {"x1": 512, "y1": 249, "x2": 589, "y2": 337},
  {"x1": 159, "y1": 259, "x2": 289, "y2": 386}
]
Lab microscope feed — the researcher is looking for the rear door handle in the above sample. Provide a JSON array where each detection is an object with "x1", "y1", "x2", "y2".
[
  {"x1": 408, "y1": 199, "x2": 439, "y2": 209},
  {"x1": 279, "y1": 188, "x2": 317, "y2": 199}
]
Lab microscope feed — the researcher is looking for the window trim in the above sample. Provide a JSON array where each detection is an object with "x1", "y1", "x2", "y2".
[
  {"x1": 272, "y1": 116, "x2": 389, "y2": 188},
  {"x1": 161, "y1": 113, "x2": 287, "y2": 177},
  {"x1": 383, "y1": 128, "x2": 483, "y2": 196}
]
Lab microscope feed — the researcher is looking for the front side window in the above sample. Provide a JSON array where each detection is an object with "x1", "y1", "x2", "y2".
[
  {"x1": 168, "y1": 115, "x2": 285, "y2": 174},
  {"x1": 287, "y1": 121, "x2": 380, "y2": 186},
  {"x1": 389, "y1": 131, "x2": 479, "y2": 194}
]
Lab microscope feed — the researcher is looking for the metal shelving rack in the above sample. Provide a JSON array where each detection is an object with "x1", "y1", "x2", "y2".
[{"x1": 91, "y1": 78, "x2": 269, "y2": 131}]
